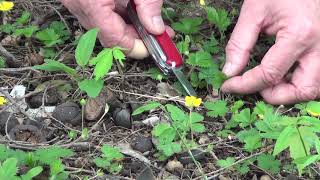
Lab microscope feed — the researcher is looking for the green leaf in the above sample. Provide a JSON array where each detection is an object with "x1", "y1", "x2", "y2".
[
  {"x1": 205, "y1": 100, "x2": 228, "y2": 118},
  {"x1": 306, "y1": 101, "x2": 320, "y2": 117},
  {"x1": 206, "y1": 7, "x2": 231, "y2": 32},
  {"x1": 0, "y1": 24, "x2": 15, "y2": 34},
  {"x1": 145, "y1": 68, "x2": 167, "y2": 81},
  {"x1": 165, "y1": 104, "x2": 188, "y2": 121},
  {"x1": 172, "y1": 18, "x2": 203, "y2": 34},
  {"x1": 0, "y1": 158, "x2": 18, "y2": 177},
  {"x1": 50, "y1": 159, "x2": 65, "y2": 176},
  {"x1": 235, "y1": 163, "x2": 250, "y2": 175},
  {"x1": 217, "y1": 157, "x2": 235, "y2": 168},
  {"x1": 199, "y1": 67, "x2": 227, "y2": 89},
  {"x1": 253, "y1": 101, "x2": 273, "y2": 119},
  {"x1": 187, "y1": 51, "x2": 215, "y2": 68},
  {"x1": 152, "y1": 123, "x2": 171, "y2": 137},
  {"x1": 132, "y1": 102, "x2": 161, "y2": 116},
  {"x1": 191, "y1": 123, "x2": 205, "y2": 133},
  {"x1": 93, "y1": 49, "x2": 113, "y2": 80},
  {"x1": 35, "y1": 28, "x2": 61, "y2": 47},
  {"x1": 33, "y1": 59, "x2": 76, "y2": 76},
  {"x1": 14, "y1": 25, "x2": 38, "y2": 38},
  {"x1": 177, "y1": 35, "x2": 190, "y2": 55},
  {"x1": 75, "y1": 28, "x2": 99, "y2": 67},
  {"x1": 233, "y1": 108, "x2": 255, "y2": 128},
  {"x1": 21, "y1": 166, "x2": 43, "y2": 180},
  {"x1": 16, "y1": 11, "x2": 31, "y2": 25},
  {"x1": 0, "y1": 57, "x2": 6, "y2": 68},
  {"x1": 230, "y1": 100, "x2": 244, "y2": 113},
  {"x1": 202, "y1": 35, "x2": 220, "y2": 54},
  {"x1": 100, "y1": 145, "x2": 124, "y2": 161},
  {"x1": 49, "y1": 21, "x2": 70, "y2": 41},
  {"x1": 294, "y1": 155, "x2": 320, "y2": 173},
  {"x1": 78, "y1": 79, "x2": 104, "y2": 98},
  {"x1": 159, "y1": 142, "x2": 182, "y2": 157},
  {"x1": 273, "y1": 126, "x2": 296, "y2": 156},
  {"x1": 190, "y1": 112, "x2": 204, "y2": 123},
  {"x1": 257, "y1": 154, "x2": 281, "y2": 174},
  {"x1": 237, "y1": 129, "x2": 262, "y2": 152},
  {"x1": 34, "y1": 146, "x2": 74, "y2": 165},
  {"x1": 112, "y1": 47, "x2": 126, "y2": 61},
  {"x1": 81, "y1": 128, "x2": 89, "y2": 140}
]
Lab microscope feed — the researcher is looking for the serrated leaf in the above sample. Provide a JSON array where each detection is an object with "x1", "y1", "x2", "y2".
[
  {"x1": 0, "y1": 158, "x2": 18, "y2": 177},
  {"x1": 0, "y1": 24, "x2": 14, "y2": 34},
  {"x1": 34, "y1": 146, "x2": 74, "y2": 165},
  {"x1": 217, "y1": 157, "x2": 235, "y2": 168},
  {"x1": 35, "y1": 28, "x2": 61, "y2": 47},
  {"x1": 33, "y1": 59, "x2": 76, "y2": 76},
  {"x1": 205, "y1": 100, "x2": 228, "y2": 118},
  {"x1": 132, "y1": 102, "x2": 161, "y2": 115},
  {"x1": 273, "y1": 126, "x2": 295, "y2": 156},
  {"x1": 93, "y1": 49, "x2": 113, "y2": 80},
  {"x1": 233, "y1": 108, "x2": 255, "y2": 128},
  {"x1": 206, "y1": 7, "x2": 231, "y2": 32},
  {"x1": 187, "y1": 51, "x2": 214, "y2": 68},
  {"x1": 165, "y1": 104, "x2": 188, "y2": 121},
  {"x1": 75, "y1": 28, "x2": 98, "y2": 67},
  {"x1": 78, "y1": 79, "x2": 104, "y2": 98},
  {"x1": 172, "y1": 18, "x2": 203, "y2": 34},
  {"x1": 257, "y1": 154, "x2": 280, "y2": 174},
  {"x1": 21, "y1": 166, "x2": 43, "y2": 180},
  {"x1": 202, "y1": 35, "x2": 220, "y2": 54},
  {"x1": 306, "y1": 101, "x2": 320, "y2": 117},
  {"x1": 190, "y1": 112, "x2": 204, "y2": 123},
  {"x1": 191, "y1": 123, "x2": 205, "y2": 133},
  {"x1": 230, "y1": 100, "x2": 244, "y2": 113},
  {"x1": 145, "y1": 68, "x2": 167, "y2": 81},
  {"x1": 16, "y1": 11, "x2": 31, "y2": 25},
  {"x1": 237, "y1": 129, "x2": 262, "y2": 152},
  {"x1": 152, "y1": 123, "x2": 171, "y2": 137},
  {"x1": 199, "y1": 67, "x2": 227, "y2": 89},
  {"x1": 14, "y1": 25, "x2": 38, "y2": 38},
  {"x1": 101, "y1": 145, "x2": 124, "y2": 161}
]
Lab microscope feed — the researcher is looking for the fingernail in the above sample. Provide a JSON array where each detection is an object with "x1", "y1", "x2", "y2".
[
  {"x1": 222, "y1": 62, "x2": 233, "y2": 77},
  {"x1": 152, "y1": 16, "x2": 165, "y2": 33}
]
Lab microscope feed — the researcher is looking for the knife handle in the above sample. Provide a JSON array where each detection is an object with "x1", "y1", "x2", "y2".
[{"x1": 127, "y1": 0, "x2": 183, "y2": 68}]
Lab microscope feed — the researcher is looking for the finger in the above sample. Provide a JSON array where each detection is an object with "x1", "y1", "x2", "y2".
[
  {"x1": 260, "y1": 51, "x2": 320, "y2": 105},
  {"x1": 134, "y1": 0, "x2": 165, "y2": 35},
  {"x1": 221, "y1": 38, "x2": 306, "y2": 94},
  {"x1": 223, "y1": 0, "x2": 264, "y2": 77}
]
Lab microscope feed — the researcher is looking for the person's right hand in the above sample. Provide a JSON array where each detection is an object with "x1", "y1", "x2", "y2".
[
  {"x1": 60, "y1": 0, "x2": 174, "y2": 59},
  {"x1": 221, "y1": 0, "x2": 320, "y2": 105}
]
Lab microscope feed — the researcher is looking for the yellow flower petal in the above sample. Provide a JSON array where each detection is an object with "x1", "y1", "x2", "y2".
[
  {"x1": 0, "y1": 96, "x2": 7, "y2": 106},
  {"x1": 200, "y1": 0, "x2": 206, "y2": 6},
  {"x1": 0, "y1": 1, "x2": 14, "y2": 12},
  {"x1": 193, "y1": 98, "x2": 202, "y2": 107}
]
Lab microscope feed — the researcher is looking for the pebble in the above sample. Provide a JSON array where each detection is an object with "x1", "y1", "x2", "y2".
[
  {"x1": 52, "y1": 102, "x2": 82, "y2": 126},
  {"x1": 112, "y1": 108, "x2": 132, "y2": 129},
  {"x1": 165, "y1": 160, "x2": 183, "y2": 173},
  {"x1": 177, "y1": 149, "x2": 206, "y2": 165},
  {"x1": 0, "y1": 112, "x2": 20, "y2": 135},
  {"x1": 131, "y1": 136, "x2": 153, "y2": 153}
]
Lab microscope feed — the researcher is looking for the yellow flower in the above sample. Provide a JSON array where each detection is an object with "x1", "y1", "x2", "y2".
[
  {"x1": 199, "y1": 0, "x2": 206, "y2": 6},
  {"x1": 185, "y1": 96, "x2": 202, "y2": 108},
  {"x1": 0, "y1": 1, "x2": 14, "y2": 12},
  {"x1": 307, "y1": 110, "x2": 320, "y2": 117},
  {"x1": 0, "y1": 96, "x2": 7, "y2": 106}
]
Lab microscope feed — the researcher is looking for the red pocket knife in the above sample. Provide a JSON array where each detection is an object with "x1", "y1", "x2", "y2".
[{"x1": 127, "y1": 0, "x2": 197, "y2": 96}]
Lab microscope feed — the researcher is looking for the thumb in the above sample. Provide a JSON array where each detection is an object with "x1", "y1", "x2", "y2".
[
  {"x1": 223, "y1": 1, "x2": 264, "y2": 77},
  {"x1": 134, "y1": 0, "x2": 165, "y2": 35}
]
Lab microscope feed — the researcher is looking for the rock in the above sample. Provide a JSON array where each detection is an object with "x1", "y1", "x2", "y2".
[
  {"x1": 177, "y1": 149, "x2": 206, "y2": 165},
  {"x1": 131, "y1": 136, "x2": 153, "y2": 153},
  {"x1": 165, "y1": 160, "x2": 183, "y2": 173},
  {"x1": 27, "y1": 88, "x2": 60, "y2": 108},
  {"x1": 136, "y1": 166, "x2": 156, "y2": 180},
  {"x1": 260, "y1": 175, "x2": 272, "y2": 180},
  {"x1": 157, "y1": 82, "x2": 180, "y2": 97},
  {"x1": 219, "y1": 175, "x2": 232, "y2": 180},
  {"x1": 0, "y1": 112, "x2": 20, "y2": 135},
  {"x1": 52, "y1": 102, "x2": 81, "y2": 126},
  {"x1": 9, "y1": 125, "x2": 46, "y2": 143},
  {"x1": 25, "y1": 53, "x2": 44, "y2": 66},
  {"x1": 112, "y1": 108, "x2": 132, "y2": 129},
  {"x1": 96, "y1": 175, "x2": 120, "y2": 180},
  {"x1": 85, "y1": 88, "x2": 122, "y2": 121},
  {"x1": 198, "y1": 135, "x2": 209, "y2": 145},
  {"x1": 284, "y1": 175, "x2": 298, "y2": 180}
]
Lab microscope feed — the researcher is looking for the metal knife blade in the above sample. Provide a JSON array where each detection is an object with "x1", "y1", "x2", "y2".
[{"x1": 172, "y1": 68, "x2": 197, "y2": 96}]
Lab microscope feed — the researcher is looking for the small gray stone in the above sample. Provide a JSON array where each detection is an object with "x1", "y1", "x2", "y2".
[
  {"x1": 52, "y1": 102, "x2": 81, "y2": 126},
  {"x1": 177, "y1": 149, "x2": 206, "y2": 165},
  {"x1": 112, "y1": 108, "x2": 132, "y2": 129},
  {"x1": 0, "y1": 112, "x2": 19, "y2": 135},
  {"x1": 131, "y1": 136, "x2": 153, "y2": 153}
]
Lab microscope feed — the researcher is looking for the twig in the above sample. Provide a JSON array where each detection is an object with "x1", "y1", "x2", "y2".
[{"x1": 0, "y1": 67, "x2": 38, "y2": 73}]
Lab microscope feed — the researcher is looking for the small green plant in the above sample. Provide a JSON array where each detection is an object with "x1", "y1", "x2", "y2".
[
  {"x1": 33, "y1": 28, "x2": 126, "y2": 98},
  {"x1": 94, "y1": 145, "x2": 124, "y2": 174},
  {"x1": 0, "y1": 57, "x2": 6, "y2": 68},
  {"x1": 172, "y1": 17, "x2": 203, "y2": 35},
  {"x1": 133, "y1": 96, "x2": 205, "y2": 160},
  {"x1": 0, "y1": 158, "x2": 43, "y2": 180},
  {"x1": 0, "y1": 145, "x2": 74, "y2": 180},
  {"x1": 205, "y1": 6, "x2": 231, "y2": 39}
]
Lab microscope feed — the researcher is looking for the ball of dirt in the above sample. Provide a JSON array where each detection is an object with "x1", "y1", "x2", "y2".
[
  {"x1": 177, "y1": 149, "x2": 206, "y2": 165},
  {"x1": 52, "y1": 102, "x2": 81, "y2": 126},
  {"x1": 165, "y1": 160, "x2": 183, "y2": 173},
  {"x1": 0, "y1": 112, "x2": 20, "y2": 135},
  {"x1": 112, "y1": 108, "x2": 132, "y2": 129},
  {"x1": 9, "y1": 125, "x2": 46, "y2": 143},
  {"x1": 27, "y1": 88, "x2": 60, "y2": 108},
  {"x1": 131, "y1": 136, "x2": 153, "y2": 153},
  {"x1": 260, "y1": 175, "x2": 272, "y2": 180}
]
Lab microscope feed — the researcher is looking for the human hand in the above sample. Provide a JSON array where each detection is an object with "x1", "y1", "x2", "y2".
[
  {"x1": 61, "y1": 0, "x2": 174, "y2": 59},
  {"x1": 221, "y1": 0, "x2": 320, "y2": 105}
]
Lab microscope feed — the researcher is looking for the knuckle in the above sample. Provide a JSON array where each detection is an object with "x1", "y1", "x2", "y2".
[
  {"x1": 295, "y1": 86, "x2": 318, "y2": 102},
  {"x1": 225, "y1": 38, "x2": 250, "y2": 56},
  {"x1": 292, "y1": 20, "x2": 318, "y2": 44},
  {"x1": 260, "y1": 65, "x2": 283, "y2": 86}
]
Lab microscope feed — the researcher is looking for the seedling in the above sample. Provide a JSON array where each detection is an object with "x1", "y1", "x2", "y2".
[{"x1": 94, "y1": 145, "x2": 124, "y2": 174}]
